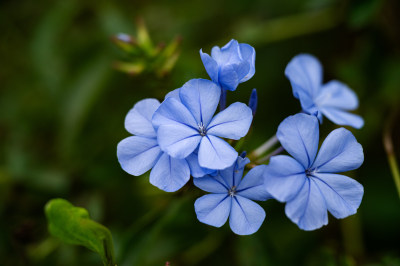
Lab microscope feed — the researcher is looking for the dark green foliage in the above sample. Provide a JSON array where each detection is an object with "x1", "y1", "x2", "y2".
[{"x1": 1, "y1": 0, "x2": 400, "y2": 265}]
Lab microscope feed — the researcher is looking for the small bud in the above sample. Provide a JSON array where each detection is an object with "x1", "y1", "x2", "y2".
[
  {"x1": 248, "y1": 88, "x2": 258, "y2": 116},
  {"x1": 239, "y1": 151, "x2": 247, "y2": 158}
]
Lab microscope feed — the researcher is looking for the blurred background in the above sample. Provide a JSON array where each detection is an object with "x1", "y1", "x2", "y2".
[{"x1": 1, "y1": 0, "x2": 400, "y2": 265}]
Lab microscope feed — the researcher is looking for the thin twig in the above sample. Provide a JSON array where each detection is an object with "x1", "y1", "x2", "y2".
[
  {"x1": 256, "y1": 146, "x2": 284, "y2": 164},
  {"x1": 383, "y1": 107, "x2": 400, "y2": 199},
  {"x1": 249, "y1": 135, "x2": 278, "y2": 159}
]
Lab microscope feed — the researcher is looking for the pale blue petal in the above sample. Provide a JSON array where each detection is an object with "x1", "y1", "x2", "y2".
[
  {"x1": 313, "y1": 173, "x2": 363, "y2": 219},
  {"x1": 233, "y1": 156, "x2": 251, "y2": 187},
  {"x1": 219, "y1": 65, "x2": 239, "y2": 91},
  {"x1": 211, "y1": 39, "x2": 241, "y2": 66},
  {"x1": 285, "y1": 178, "x2": 328, "y2": 231},
  {"x1": 263, "y1": 155, "x2": 307, "y2": 202},
  {"x1": 219, "y1": 156, "x2": 250, "y2": 188},
  {"x1": 179, "y1": 79, "x2": 221, "y2": 126},
  {"x1": 319, "y1": 107, "x2": 364, "y2": 129},
  {"x1": 316, "y1": 80, "x2": 359, "y2": 110},
  {"x1": 198, "y1": 135, "x2": 238, "y2": 170},
  {"x1": 157, "y1": 124, "x2": 201, "y2": 159},
  {"x1": 150, "y1": 153, "x2": 190, "y2": 192},
  {"x1": 232, "y1": 61, "x2": 251, "y2": 82},
  {"x1": 117, "y1": 136, "x2": 162, "y2": 176},
  {"x1": 237, "y1": 165, "x2": 271, "y2": 201},
  {"x1": 125, "y1": 99, "x2": 160, "y2": 137},
  {"x1": 229, "y1": 196, "x2": 265, "y2": 235},
  {"x1": 200, "y1": 49, "x2": 219, "y2": 83},
  {"x1": 193, "y1": 175, "x2": 229, "y2": 193},
  {"x1": 164, "y1": 88, "x2": 180, "y2": 101},
  {"x1": 312, "y1": 128, "x2": 364, "y2": 172},
  {"x1": 207, "y1": 102, "x2": 253, "y2": 140},
  {"x1": 277, "y1": 114, "x2": 319, "y2": 169},
  {"x1": 195, "y1": 194, "x2": 232, "y2": 227},
  {"x1": 238, "y1": 43, "x2": 255, "y2": 82},
  {"x1": 285, "y1": 54, "x2": 323, "y2": 101},
  {"x1": 186, "y1": 153, "x2": 215, "y2": 178},
  {"x1": 152, "y1": 97, "x2": 197, "y2": 130}
]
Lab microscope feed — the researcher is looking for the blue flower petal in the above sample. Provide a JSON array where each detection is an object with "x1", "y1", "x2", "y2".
[
  {"x1": 152, "y1": 97, "x2": 197, "y2": 130},
  {"x1": 219, "y1": 156, "x2": 250, "y2": 188},
  {"x1": 125, "y1": 99, "x2": 160, "y2": 137},
  {"x1": 285, "y1": 178, "x2": 328, "y2": 231},
  {"x1": 211, "y1": 39, "x2": 241, "y2": 66},
  {"x1": 207, "y1": 102, "x2": 253, "y2": 140},
  {"x1": 316, "y1": 80, "x2": 359, "y2": 110},
  {"x1": 198, "y1": 135, "x2": 238, "y2": 170},
  {"x1": 157, "y1": 124, "x2": 201, "y2": 159},
  {"x1": 319, "y1": 107, "x2": 364, "y2": 129},
  {"x1": 117, "y1": 136, "x2": 162, "y2": 176},
  {"x1": 179, "y1": 79, "x2": 221, "y2": 127},
  {"x1": 236, "y1": 165, "x2": 271, "y2": 201},
  {"x1": 238, "y1": 43, "x2": 255, "y2": 82},
  {"x1": 186, "y1": 152, "x2": 215, "y2": 178},
  {"x1": 195, "y1": 194, "x2": 232, "y2": 227},
  {"x1": 263, "y1": 155, "x2": 307, "y2": 202},
  {"x1": 218, "y1": 65, "x2": 240, "y2": 91},
  {"x1": 277, "y1": 113, "x2": 319, "y2": 169},
  {"x1": 313, "y1": 173, "x2": 363, "y2": 219},
  {"x1": 193, "y1": 174, "x2": 229, "y2": 193},
  {"x1": 312, "y1": 128, "x2": 364, "y2": 172},
  {"x1": 200, "y1": 49, "x2": 219, "y2": 83},
  {"x1": 164, "y1": 88, "x2": 180, "y2": 101},
  {"x1": 150, "y1": 153, "x2": 190, "y2": 192},
  {"x1": 232, "y1": 61, "x2": 251, "y2": 82},
  {"x1": 285, "y1": 54, "x2": 322, "y2": 102},
  {"x1": 229, "y1": 196, "x2": 266, "y2": 235}
]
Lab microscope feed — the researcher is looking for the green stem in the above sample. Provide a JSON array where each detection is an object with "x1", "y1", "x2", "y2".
[
  {"x1": 249, "y1": 135, "x2": 278, "y2": 160},
  {"x1": 383, "y1": 108, "x2": 400, "y2": 199},
  {"x1": 256, "y1": 146, "x2": 284, "y2": 164}
]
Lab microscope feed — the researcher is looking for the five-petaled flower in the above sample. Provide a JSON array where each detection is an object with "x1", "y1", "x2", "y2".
[
  {"x1": 116, "y1": 39, "x2": 365, "y2": 234},
  {"x1": 200, "y1": 39, "x2": 255, "y2": 91},
  {"x1": 263, "y1": 113, "x2": 364, "y2": 230},
  {"x1": 117, "y1": 99, "x2": 213, "y2": 192},
  {"x1": 285, "y1": 54, "x2": 364, "y2": 129},
  {"x1": 152, "y1": 78, "x2": 253, "y2": 170},
  {"x1": 194, "y1": 155, "x2": 271, "y2": 235}
]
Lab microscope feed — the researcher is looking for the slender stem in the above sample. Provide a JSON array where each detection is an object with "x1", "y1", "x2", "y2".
[
  {"x1": 219, "y1": 87, "x2": 227, "y2": 111},
  {"x1": 383, "y1": 107, "x2": 400, "y2": 199},
  {"x1": 249, "y1": 135, "x2": 278, "y2": 159},
  {"x1": 256, "y1": 146, "x2": 284, "y2": 164},
  {"x1": 387, "y1": 155, "x2": 400, "y2": 198}
]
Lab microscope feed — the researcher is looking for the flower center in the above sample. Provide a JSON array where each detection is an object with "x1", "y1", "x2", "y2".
[
  {"x1": 228, "y1": 186, "x2": 237, "y2": 197},
  {"x1": 198, "y1": 122, "x2": 207, "y2": 136},
  {"x1": 305, "y1": 168, "x2": 316, "y2": 177}
]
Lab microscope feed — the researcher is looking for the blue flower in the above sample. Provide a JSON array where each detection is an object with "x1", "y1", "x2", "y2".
[
  {"x1": 117, "y1": 99, "x2": 212, "y2": 192},
  {"x1": 285, "y1": 54, "x2": 364, "y2": 129},
  {"x1": 194, "y1": 156, "x2": 271, "y2": 235},
  {"x1": 200, "y1": 39, "x2": 255, "y2": 91},
  {"x1": 152, "y1": 78, "x2": 253, "y2": 170},
  {"x1": 263, "y1": 113, "x2": 364, "y2": 231}
]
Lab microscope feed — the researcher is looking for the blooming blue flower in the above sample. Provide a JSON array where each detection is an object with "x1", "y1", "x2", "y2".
[
  {"x1": 200, "y1": 39, "x2": 255, "y2": 91},
  {"x1": 194, "y1": 156, "x2": 271, "y2": 235},
  {"x1": 152, "y1": 78, "x2": 253, "y2": 170},
  {"x1": 263, "y1": 113, "x2": 364, "y2": 230},
  {"x1": 285, "y1": 54, "x2": 364, "y2": 129},
  {"x1": 117, "y1": 99, "x2": 212, "y2": 192}
]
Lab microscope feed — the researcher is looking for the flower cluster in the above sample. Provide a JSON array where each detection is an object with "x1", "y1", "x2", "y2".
[{"x1": 117, "y1": 39, "x2": 364, "y2": 234}]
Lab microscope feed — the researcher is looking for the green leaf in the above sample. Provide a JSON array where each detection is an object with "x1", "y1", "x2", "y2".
[{"x1": 45, "y1": 198, "x2": 116, "y2": 266}]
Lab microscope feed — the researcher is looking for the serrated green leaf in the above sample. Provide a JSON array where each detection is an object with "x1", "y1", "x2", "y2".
[{"x1": 45, "y1": 198, "x2": 116, "y2": 266}]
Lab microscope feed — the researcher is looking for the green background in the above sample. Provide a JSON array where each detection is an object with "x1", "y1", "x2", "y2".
[{"x1": 1, "y1": 0, "x2": 400, "y2": 265}]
